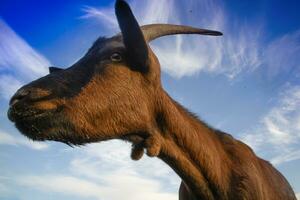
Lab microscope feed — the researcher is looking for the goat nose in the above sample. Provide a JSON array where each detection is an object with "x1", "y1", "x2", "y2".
[{"x1": 9, "y1": 88, "x2": 31, "y2": 106}]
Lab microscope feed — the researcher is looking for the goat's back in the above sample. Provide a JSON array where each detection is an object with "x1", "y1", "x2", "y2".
[{"x1": 216, "y1": 131, "x2": 296, "y2": 200}]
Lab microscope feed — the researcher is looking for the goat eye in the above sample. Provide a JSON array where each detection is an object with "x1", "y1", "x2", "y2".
[{"x1": 110, "y1": 53, "x2": 122, "y2": 62}]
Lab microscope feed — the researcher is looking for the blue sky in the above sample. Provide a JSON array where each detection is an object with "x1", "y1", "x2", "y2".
[{"x1": 0, "y1": 0, "x2": 300, "y2": 199}]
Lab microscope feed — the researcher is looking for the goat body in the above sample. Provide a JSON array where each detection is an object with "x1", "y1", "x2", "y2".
[{"x1": 8, "y1": 0, "x2": 296, "y2": 199}]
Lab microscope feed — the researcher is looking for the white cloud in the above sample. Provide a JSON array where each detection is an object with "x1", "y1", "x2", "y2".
[
  {"x1": 296, "y1": 193, "x2": 300, "y2": 200},
  {"x1": 69, "y1": 141, "x2": 180, "y2": 191},
  {"x1": 0, "y1": 74, "x2": 22, "y2": 100},
  {"x1": 270, "y1": 149, "x2": 300, "y2": 166},
  {"x1": 17, "y1": 173, "x2": 177, "y2": 200},
  {"x1": 241, "y1": 85, "x2": 300, "y2": 165},
  {"x1": 82, "y1": 1, "x2": 300, "y2": 81},
  {"x1": 0, "y1": 130, "x2": 48, "y2": 150},
  {"x1": 17, "y1": 175, "x2": 104, "y2": 199},
  {"x1": 81, "y1": 0, "x2": 262, "y2": 78},
  {"x1": 0, "y1": 18, "x2": 50, "y2": 100},
  {"x1": 2, "y1": 140, "x2": 178, "y2": 199},
  {"x1": 81, "y1": 6, "x2": 118, "y2": 29}
]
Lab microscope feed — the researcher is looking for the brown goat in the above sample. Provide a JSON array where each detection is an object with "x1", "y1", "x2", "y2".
[{"x1": 7, "y1": 0, "x2": 296, "y2": 199}]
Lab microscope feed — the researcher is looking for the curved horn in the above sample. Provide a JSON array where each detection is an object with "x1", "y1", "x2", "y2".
[{"x1": 141, "y1": 24, "x2": 223, "y2": 42}]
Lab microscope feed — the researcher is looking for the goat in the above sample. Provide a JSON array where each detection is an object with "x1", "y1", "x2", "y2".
[{"x1": 7, "y1": 0, "x2": 296, "y2": 199}]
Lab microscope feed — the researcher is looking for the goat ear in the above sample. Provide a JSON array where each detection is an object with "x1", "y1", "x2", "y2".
[
  {"x1": 49, "y1": 66, "x2": 63, "y2": 73},
  {"x1": 115, "y1": 0, "x2": 149, "y2": 73}
]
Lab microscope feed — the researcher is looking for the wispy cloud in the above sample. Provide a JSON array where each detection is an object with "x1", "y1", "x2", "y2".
[
  {"x1": 17, "y1": 172, "x2": 177, "y2": 200},
  {"x1": 3, "y1": 141, "x2": 177, "y2": 199},
  {"x1": 0, "y1": 74, "x2": 22, "y2": 100},
  {"x1": 81, "y1": 0, "x2": 262, "y2": 78},
  {"x1": 270, "y1": 149, "x2": 300, "y2": 166},
  {"x1": 81, "y1": 6, "x2": 118, "y2": 29},
  {"x1": 0, "y1": 18, "x2": 50, "y2": 100},
  {"x1": 17, "y1": 175, "x2": 104, "y2": 199},
  {"x1": 81, "y1": 0, "x2": 300, "y2": 82},
  {"x1": 241, "y1": 85, "x2": 300, "y2": 165},
  {"x1": 0, "y1": 130, "x2": 48, "y2": 150},
  {"x1": 69, "y1": 141, "x2": 180, "y2": 192}
]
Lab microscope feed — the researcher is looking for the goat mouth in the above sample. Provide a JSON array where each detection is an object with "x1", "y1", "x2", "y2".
[
  {"x1": 8, "y1": 106, "x2": 89, "y2": 146},
  {"x1": 8, "y1": 105, "x2": 62, "y2": 138},
  {"x1": 7, "y1": 102, "x2": 62, "y2": 122},
  {"x1": 8, "y1": 108, "x2": 49, "y2": 122},
  {"x1": 9, "y1": 108, "x2": 82, "y2": 145}
]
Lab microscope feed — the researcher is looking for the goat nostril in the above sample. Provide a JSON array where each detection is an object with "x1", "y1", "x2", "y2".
[{"x1": 9, "y1": 89, "x2": 31, "y2": 106}]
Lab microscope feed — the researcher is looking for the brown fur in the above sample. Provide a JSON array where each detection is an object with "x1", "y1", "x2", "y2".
[{"x1": 8, "y1": 1, "x2": 296, "y2": 199}]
